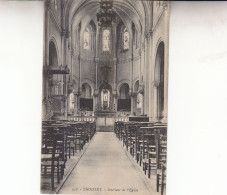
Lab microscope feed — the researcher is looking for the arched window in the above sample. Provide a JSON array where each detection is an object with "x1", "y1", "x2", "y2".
[
  {"x1": 69, "y1": 92, "x2": 74, "y2": 110},
  {"x1": 132, "y1": 23, "x2": 138, "y2": 48},
  {"x1": 123, "y1": 28, "x2": 129, "y2": 50},
  {"x1": 119, "y1": 83, "x2": 130, "y2": 99},
  {"x1": 154, "y1": 42, "x2": 165, "y2": 119},
  {"x1": 80, "y1": 83, "x2": 93, "y2": 111},
  {"x1": 118, "y1": 83, "x2": 131, "y2": 111},
  {"x1": 51, "y1": 0, "x2": 57, "y2": 10},
  {"x1": 84, "y1": 28, "x2": 90, "y2": 50},
  {"x1": 103, "y1": 29, "x2": 110, "y2": 51},
  {"x1": 81, "y1": 83, "x2": 92, "y2": 98}
]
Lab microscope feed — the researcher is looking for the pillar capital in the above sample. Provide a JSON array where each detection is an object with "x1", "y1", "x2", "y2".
[
  {"x1": 138, "y1": 84, "x2": 144, "y2": 94},
  {"x1": 153, "y1": 80, "x2": 160, "y2": 88},
  {"x1": 71, "y1": 48, "x2": 74, "y2": 56},
  {"x1": 95, "y1": 58, "x2": 99, "y2": 63},
  {"x1": 45, "y1": 0, "x2": 51, "y2": 9},
  {"x1": 94, "y1": 89, "x2": 99, "y2": 97},
  {"x1": 113, "y1": 58, "x2": 117, "y2": 63},
  {"x1": 144, "y1": 30, "x2": 152, "y2": 39},
  {"x1": 61, "y1": 29, "x2": 69, "y2": 38},
  {"x1": 112, "y1": 90, "x2": 117, "y2": 97},
  {"x1": 162, "y1": 1, "x2": 169, "y2": 9}
]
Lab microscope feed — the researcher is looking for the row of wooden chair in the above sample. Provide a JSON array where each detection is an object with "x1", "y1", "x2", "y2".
[
  {"x1": 41, "y1": 120, "x2": 96, "y2": 191},
  {"x1": 114, "y1": 121, "x2": 167, "y2": 195}
]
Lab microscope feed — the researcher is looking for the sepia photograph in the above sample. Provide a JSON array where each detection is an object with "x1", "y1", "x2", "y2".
[
  {"x1": 41, "y1": 0, "x2": 169, "y2": 194},
  {"x1": 1, "y1": 1, "x2": 227, "y2": 195}
]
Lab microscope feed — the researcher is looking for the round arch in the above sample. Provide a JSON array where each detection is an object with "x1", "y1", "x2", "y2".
[
  {"x1": 81, "y1": 83, "x2": 92, "y2": 98},
  {"x1": 49, "y1": 37, "x2": 60, "y2": 66},
  {"x1": 134, "y1": 80, "x2": 139, "y2": 92},
  {"x1": 81, "y1": 79, "x2": 94, "y2": 96},
  {"x1": 154, "y1": 41, "x2": 165, "y2": 120},
  {"x1": 119, "y1": 83, "x2": 130, "y2": 99},
  {"x1": 117, "y1": 79, "x2": 130, "y2": 95}
]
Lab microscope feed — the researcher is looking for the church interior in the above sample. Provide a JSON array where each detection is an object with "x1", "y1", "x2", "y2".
[{"x1": 41, "y1": 0, "x2": 169, "y2": 194}]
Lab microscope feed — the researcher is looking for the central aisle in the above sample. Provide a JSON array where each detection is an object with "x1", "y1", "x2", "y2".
[{"x1": 58, "y1": 132, "x2": 152, "y2": 195}]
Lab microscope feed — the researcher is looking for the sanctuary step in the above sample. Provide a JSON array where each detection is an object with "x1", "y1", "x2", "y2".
[{"x1": 96, "y1": 117, "x2": 115, "y2": 132}]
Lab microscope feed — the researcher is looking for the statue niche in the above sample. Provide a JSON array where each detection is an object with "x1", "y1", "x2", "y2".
[{"x1": 97, "y1": 82, "x2": 113, "y2": 111}]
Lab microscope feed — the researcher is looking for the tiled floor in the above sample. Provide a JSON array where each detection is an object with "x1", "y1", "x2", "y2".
[{"x1": 58, "y1": 132, "x2": 158, "y2": 195}]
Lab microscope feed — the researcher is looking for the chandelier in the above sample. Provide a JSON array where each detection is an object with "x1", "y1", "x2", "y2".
[{"x1": 96, "y1": 0, "x2": 116, "y2": 27}]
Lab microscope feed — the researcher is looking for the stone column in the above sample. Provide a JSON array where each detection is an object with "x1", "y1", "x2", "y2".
[
  {"x1": 139, "y1": 49, "x2": 142, "y2": 85},
  {"x1": 147, "y1": 31, "x2": 154, "y2": 121},
  {"x1": 73, "y1": 92, "x2": 77, "y2": 115},
  {"x1": 78, "y1": 54, "x2": 81, "y2": 93},
  {"x1": 163, "y1": 5, "x2": 169, "y2": 123},
  {"x1": 94, "y1": 26, "x2": 100, "y2": 111},
  {"x1": 44, "y1": 0, "x2": 51, "y2": 99},
  {"x1": 112, "y1": 21, "x2": 117, "y2": 111},
  {"x1": 113, "y1": 58, "x2": 117, "y2": 110},
  {"x1": 61, "y1": 29, "x2": 69, "y2": 117},
  {"x1": 70, "y1": 48, "x2": 74, "y2": 78},
  {"x1": 95, "y1": 26, "x2": 100, "y2": 85},
  {"x1": 75, "y1": 92, "x2": 80, "y2": 115},
  {"x1": 130, "y1": 54, "x2": 134, "y2": 115},
  {"x1": 61, "y1": 30, "x2": 68, "y2": 66},
  {"x1": 130, "y1": 93, "x2": 135, "y2": 115},
  {"x1": 153, "y1": 80, "x2": 160, "y2": 122},
  {"x1": 140, "y1": 41, "x2": 145, "y2": 115},
  {"x1": 143, "y1": 30, "x2": 151, "y2": 116}
]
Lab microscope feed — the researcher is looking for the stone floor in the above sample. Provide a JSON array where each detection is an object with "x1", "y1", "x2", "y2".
[{"x1": 58, "y1": 132, "x2": 159, "y2": 195}]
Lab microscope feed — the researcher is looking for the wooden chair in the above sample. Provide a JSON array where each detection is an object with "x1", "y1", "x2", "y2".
[
  {"x1": 66, "y1": 123, "x2": 76, "y2": 158},
  {"x1": 75, "y1": 123, "x2": 86, "y2": 150},
  {"x1": 140, "y1": 127, "x2": 157, "y2": 178},
  {"x1": 41, "y1": 128, "x2": 64, "y2": 190},
  {"x1": 126, "y1": 123, "x2": 137, "y2": 157},
  {"x1": 157, "y1": 163, "x2": 167, "y2": 195},
  {"x1": 155, "y1": 126, "x2": 167, "y2": 193},
  {"x1": 119, "y1": 122, "x2": 125, "y2": 142},
  {"x1": 135, "y1": 122, "x2": 153, "y2": 164}
]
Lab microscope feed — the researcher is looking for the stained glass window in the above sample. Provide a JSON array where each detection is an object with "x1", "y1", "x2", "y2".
[
  {"x1": 84, "y1": 28, "x2": 90, "y2": 50},
  {"x1": 103, "y1": 29, "x2": 110, "y2": 51},
  {"x1": 123, "y1": 28, "x2": 129, "y2": 50}
]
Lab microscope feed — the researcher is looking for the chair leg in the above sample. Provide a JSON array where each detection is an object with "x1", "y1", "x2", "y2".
[
  {"x1": 148, "y1": 162, "x2": 151, "y2": 178},
  {"x1": 57, "y1": 161, "x2": 60, "y2": 183},
  {"x1": 157, "y1": 174, "x2": 160, "y2": 192},
  {"x1": 51, "y1": 163, "x2": 55, "y2": 190},
  {"x1": 140, "y1": 154, "x2": 142, "y2": 166},
  {"x1": 61, "y1": 165, "x2": 64, "y2": 179},
  {"x1": 44, "y1": 166, "x2": 47, "y2": 176},
  {"x1": 161, "y1": 182, "x2": 164, "y2": 195}
]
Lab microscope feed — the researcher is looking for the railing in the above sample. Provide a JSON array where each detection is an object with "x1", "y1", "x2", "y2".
[
  {"x1": 115, "y1": 116, "x2": 129, "y2": 122},
  {"x1": 67, "y1": 116, "x2": 96, "y2": 122}
]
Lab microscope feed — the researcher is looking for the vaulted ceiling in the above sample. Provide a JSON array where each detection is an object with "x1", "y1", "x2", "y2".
[{"x1": 62, "y1": 0, "x2": 150, "y2": 36}]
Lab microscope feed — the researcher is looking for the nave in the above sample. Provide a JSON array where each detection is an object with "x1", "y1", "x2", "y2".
[{"x1": 59, "y1": 132, "x2": 155, "y2": 195}]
